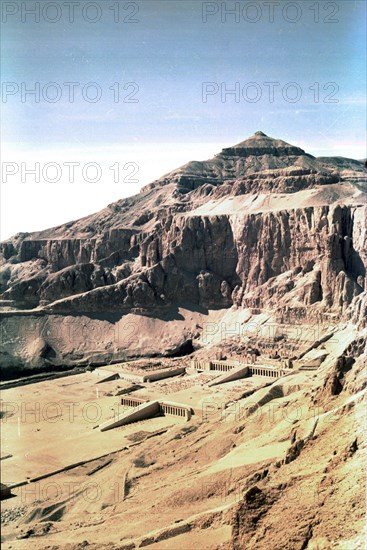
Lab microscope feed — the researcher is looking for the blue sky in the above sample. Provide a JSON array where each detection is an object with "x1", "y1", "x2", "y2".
[{"x1": 1, "y1": 0, "x2": 366, "y2": 238}]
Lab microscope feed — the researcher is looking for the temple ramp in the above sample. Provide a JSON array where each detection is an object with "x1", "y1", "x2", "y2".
[
  {"x1": 96, "y1": 373, "x2": 120, "y2": 384},
  {"x1": 143, "y1": 367, "x2": 186, "y2": 382},
  {"x1": 99, "y1": 400, "x2": 160, "y2": 432},
  {"x1": 208, "y1": 366, "x2": 250, "y2": 387}
]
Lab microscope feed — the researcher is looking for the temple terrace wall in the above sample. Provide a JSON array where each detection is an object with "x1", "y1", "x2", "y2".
[
  {"x1": 94, "y1": 366, "x2": 185, "y2": 384},
  {"x1": 120, "y1": 396, "x2": 192, "y2": 420},
  {"x1": 191, "y1": 359, "x2": 291, "y2": 379}
]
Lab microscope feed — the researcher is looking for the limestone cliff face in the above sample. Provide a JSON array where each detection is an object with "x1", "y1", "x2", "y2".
[
  {"x1": 135, "y1": 202, "x2": 365, "y2": 313},
  {"x1": 4, "y1": 228, "x2": 138, "y2": 269},
  {"x1": 0, "y1": 132, "x2": 366, "y2": 372},
  {"x1": 232, "y1": 205, "x2": 365, "y2": 309}
]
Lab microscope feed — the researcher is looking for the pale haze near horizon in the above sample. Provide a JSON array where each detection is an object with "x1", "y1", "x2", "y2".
[
  {"x1": 1, "y1": 0, "x2": 366, "y2": 240},
  {"x1": 1, "y1": 135, "x2": 366, "y2": 241}
]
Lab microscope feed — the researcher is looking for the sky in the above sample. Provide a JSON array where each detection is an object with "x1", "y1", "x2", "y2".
[{"x1": 1, "y1": 0, "x2": 366, "y2": 239}]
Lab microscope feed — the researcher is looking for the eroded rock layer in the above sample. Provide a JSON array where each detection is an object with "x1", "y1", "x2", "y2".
[{"x1": 1, "y1": 132, "x2": 366, "y2": 374}]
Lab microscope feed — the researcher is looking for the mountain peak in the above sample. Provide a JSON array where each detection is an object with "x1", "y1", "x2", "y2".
[{"x1": 220, "y1": 131, "x2": 307, "y2": 158}]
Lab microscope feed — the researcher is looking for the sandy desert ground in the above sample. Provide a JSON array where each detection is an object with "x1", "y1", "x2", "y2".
[{"x1": 1, "y1": 318, "x2": 366, "y2": 550}]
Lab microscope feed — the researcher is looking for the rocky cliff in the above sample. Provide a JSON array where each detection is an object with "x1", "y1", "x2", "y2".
[{"x1": 1, "y1": 132, "x2": 366, "y2": 375}]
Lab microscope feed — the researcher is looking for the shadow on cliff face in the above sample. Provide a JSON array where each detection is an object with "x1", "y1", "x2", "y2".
[
  {"x1": 118, "y1": 302, "x2": 210, "y2": 321},
  {"x1": 0, "y1": 359, "x2": 79, "y2": 382},
  {"x1": 64, "y1": 307, "x2": 187, "y2": 322},
  {"x1": 164, "y1": 338, "x2": 195, "y2": 358},
  {"x1": 348, "y1": 249, "x2": 365, "y2": 286},
  {"x1": 128, "y1": 307, "x2": 186, "y2": 321},
  {"x1": 62, "y1": 311, "x2": 126, "y2": 323},
  {"x1": 55, "y1": 305, "x2": 206, "y2": 322}
]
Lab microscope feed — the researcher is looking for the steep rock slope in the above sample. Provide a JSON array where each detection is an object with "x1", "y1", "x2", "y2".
[{"x1": 0, "y1": 132, "x2": 366, "y2": 373}]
